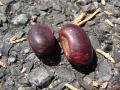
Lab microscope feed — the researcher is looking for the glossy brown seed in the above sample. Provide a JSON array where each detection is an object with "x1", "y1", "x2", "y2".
[
  {"x1": 27, "y1": 24, "x2": 56, "y2": 56},
  {"x1": 59, "y1": 24, "x2": 93, "y2": 65}
]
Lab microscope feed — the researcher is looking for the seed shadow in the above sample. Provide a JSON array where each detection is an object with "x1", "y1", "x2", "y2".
[
  {"x1": 36, "y1": 38, "x2": 61, "y2": 66},
  {"x1": 70, "y1": 49, "x2": 98, "y2": 75}
]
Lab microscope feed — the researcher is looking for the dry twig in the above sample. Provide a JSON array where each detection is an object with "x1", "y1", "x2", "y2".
[
  {"x1": 9, "y1": 35, "x2": 17, "y2": 44},
  {"x1": 10, "y1": 35, "x2": 26, "y2": 44},
  {"x1": 96, "y1": 49, "x2": 115, "y2": 63},
  {"x1": 72, "y1": 12, "x2": 86, "y2": 25},
  {"x1": 12, "y1": 37, "x2": 27, "y2": 44},
  {"x1": 77, "y1": 8, "x2": 101, "y2": 26},
  {"x1": 104, "y1": 11, "x2": 112, "y2": 15},
  {"x1": 65, "y1": 83, "x2": 79, "y2": 90},
  {"x1": 0, "y1": 61, "x2": 6, "y2": 67},
  {"x1": 105, "y1": 19, "x2": 114, "y2": 27},
  {"x1": 0, "y1": 1, "x2": 3, "y2": 5},
  {"x1": 101, "y1": 0, "x2": 105, "y2": 5}
]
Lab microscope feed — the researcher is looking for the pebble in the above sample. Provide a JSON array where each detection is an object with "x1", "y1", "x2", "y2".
[
  {"x1": 55, "y1": 68, "x2": 75, "y2": 81},
  {"x1": 98, "y1": 60, "x2": 113, "y2": 82},
  {"x1": 11, "y1": 14, "x2": 28, "y2": 25},
  {"x1": 113, "y1": 49, "x2": 120, "y2": 63},
  {"x1": 53, "y1": 14, "x2": 66, "y2": 25},
  {"x1": 8, "y1": 57, "x2": 16, "y2": 63},
  {"x1": 19, "y1": 77, "x2": 30, "y2": 86},
  {"x1": 4, "y1": 77, "x2": 15, "y2": 90},
  {"x1": 0, "y1": 13, "x2": 7, "y2": 23},
  {"x1": 54, "y1": 82, "x2": 66, "y2": 90},
  {"x1": 101, "y1": 82, "x2": 108, "y2": 89},
  {"x1": 10, "y1": 65, "x2": 20, "y2": 76},
  {"x1": 0, "y1": 68, "x2": 7, "y2": 79},
  {"x1": 83, "y1": 76, "x2": 92, "y2": 85},
  {"x1": 18, "y1": 86, "x2": 26, "y2": 90},
  {"x1": 93, "y1": 1, "x2": 99, "y2": 8},
  {"x1": 1, "y1": 0, "x2": 13, "y2": 4},
  {"x1": 22, "y1": 61, "x2": 34, "y2": 73},
  {"x1": 115, "y1": 62, "x2": 120, "y2": 68},
  {"x1": 25, "y1": 53, "x2": 36, "y2": 60},
  {"x1": 101, "y1": 43, "x2": 112, "y2": 52},
  {"x1": 89, "y1": 35, "x2": 100, "y2": 49},
  {"x1": 24, "y1": 48, "x2": 30, "y2": 54},
  {"x1": 114, "y1": 1, "x2": 120, "y2": 7},
  {"x1": 76, "y1": 0, "x2": 92, "y2": 6},
  {"x1": 28, "y1": 67, "x2": 53, "y2": 88},
  {"x1": 0, "y1": 48, "x2": 2, "y2": 57},
  {"x1": 2, "y1": 42, "x2": 13, "y2": 57},
  {"x1": 15, "y1": 31, "x2": 25, "y2": 39}
]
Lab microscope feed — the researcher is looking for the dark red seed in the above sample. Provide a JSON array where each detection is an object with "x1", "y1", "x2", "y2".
[
  {"x1": 59, "y1": 24, "x2": 93, "y2": 65},
  {"x1": 27, "y1": 24, "x2": 56, "y2": 56}
]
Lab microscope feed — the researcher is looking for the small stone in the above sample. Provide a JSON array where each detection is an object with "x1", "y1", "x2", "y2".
[
  {"x1": 114, "y1": 2, "x2": 120, "y2": 7},
  {"x1": 2, "y1": 42, "x2": 13, "y2": 57},
  {"x1": 83, "y1": 76, "x2": 92, "y2": 85},
  {"x1": 93, "y1": 1, "x2": 99, "y2": 8},
  {"x1": 1, "y1": 0, "x2": 13, "y2": 4},
  {"x1": 54, "y1": 82, "x2": 66, "y2": 90},
  {"x1": 10, "y1": 65, "x2": 20, "y2": 76},
  {"x1": 8, "y1": 57, "x2": 16, "y2": 63},
  {"x1": 18, "y1": 86, "x2": 26, "y2": 90},
  {"x1": 76, "y1": 0, "x2": 92, "y2": 6},
  {"x1": 0, "y1": 13, "x2": 7, "y2": 23},
  {"x1": 28, "y1": 67, "x2": 53, "y2": 88},
  {"x1": 52, "y1": 3, "x2": 62, "y2": 11},
  {"x1": 22, "y1": 61, "x2": 34, "y2": 73},
  {"x1": 15, "y1": 31, "x2": 25, "y2": 39},
  {"x1": 101, "y1": 82, "x2": 108, "y2": 89},
  {"x1": 113, "y1": 49, "x2": 120, "y2": 63},
  {"x1": 26, "y1": 53, "x2": 36, "y2": 60},
  {"x1": 11, "y1": 14, "x2": 28, "y2": 25},
  {"x1": 92, "y1": 81, "x2": 99, "y2": 87},
  {"x1": 89, "y1": 35, "x2": 100, "y2": 49},
  {"x1": 0, "y1": 68, "x2": 7, "y2": 79},
  {"x1": 19, "y1": 77, "x2": 30, "y2": 86},
  {"x1": 4, "y1": 77, "x2": 15, "y2": 90},
  {"x1": 101, "y1": 43, "x2": 112, "y2": 52},
  {"x1": 53, "y1": 14, "x2": 66, "y2": 25},
  {"x1": 115, "y1": 62, "x2": 120, "y2": 68},
  {"x1": 82, "y1": 4, "x2": 96, "y2": 13},
  {"x1": 55, "y1": 68, "x2": 75, "y2": 81},
  {"x1": 87, "y1": 21, "x2": 95, "y2": 26},
  {"x1": 0, "y1": 48, "x2": 2, "y2": 57},
  {"x1": 24, "y1": 48, "x2": 30, "y2": 54},
  {"x1": 98, "y1": 60, "x2": 113, "y2": 82}
]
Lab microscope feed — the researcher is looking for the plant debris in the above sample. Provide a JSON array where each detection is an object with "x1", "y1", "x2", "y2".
[
  {"x1": 96, "y1": 49, "x2": 115, "y2": 63},
  {"x1": 65, "y1": 83, "x2": 79, "y2": 90}
]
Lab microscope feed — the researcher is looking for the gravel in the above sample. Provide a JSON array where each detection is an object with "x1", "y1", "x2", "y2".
[
  {"x1": 55, "y1": 68, "x2": 75, "y2": 81},
  {"x1": 97, "y1": 60, "x2": 113, "y2": 82},
  {"x1": 0, "y1": 0, "x2": 120, "y2": 90},
  {"x1": 28, "y1": 67, "x2": 54, "y2": 88},
  {"x1": 11, "y1": 14, "x2": 29, "y2": 25}
]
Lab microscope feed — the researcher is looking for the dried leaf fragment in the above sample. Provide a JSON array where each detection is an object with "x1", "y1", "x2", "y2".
[
  {"x1": 65, "y1": 83, "x2": 79, "y2": 90},
  {"x1": 96, "y1": 49, "x2": 115, "y2": 63}
]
